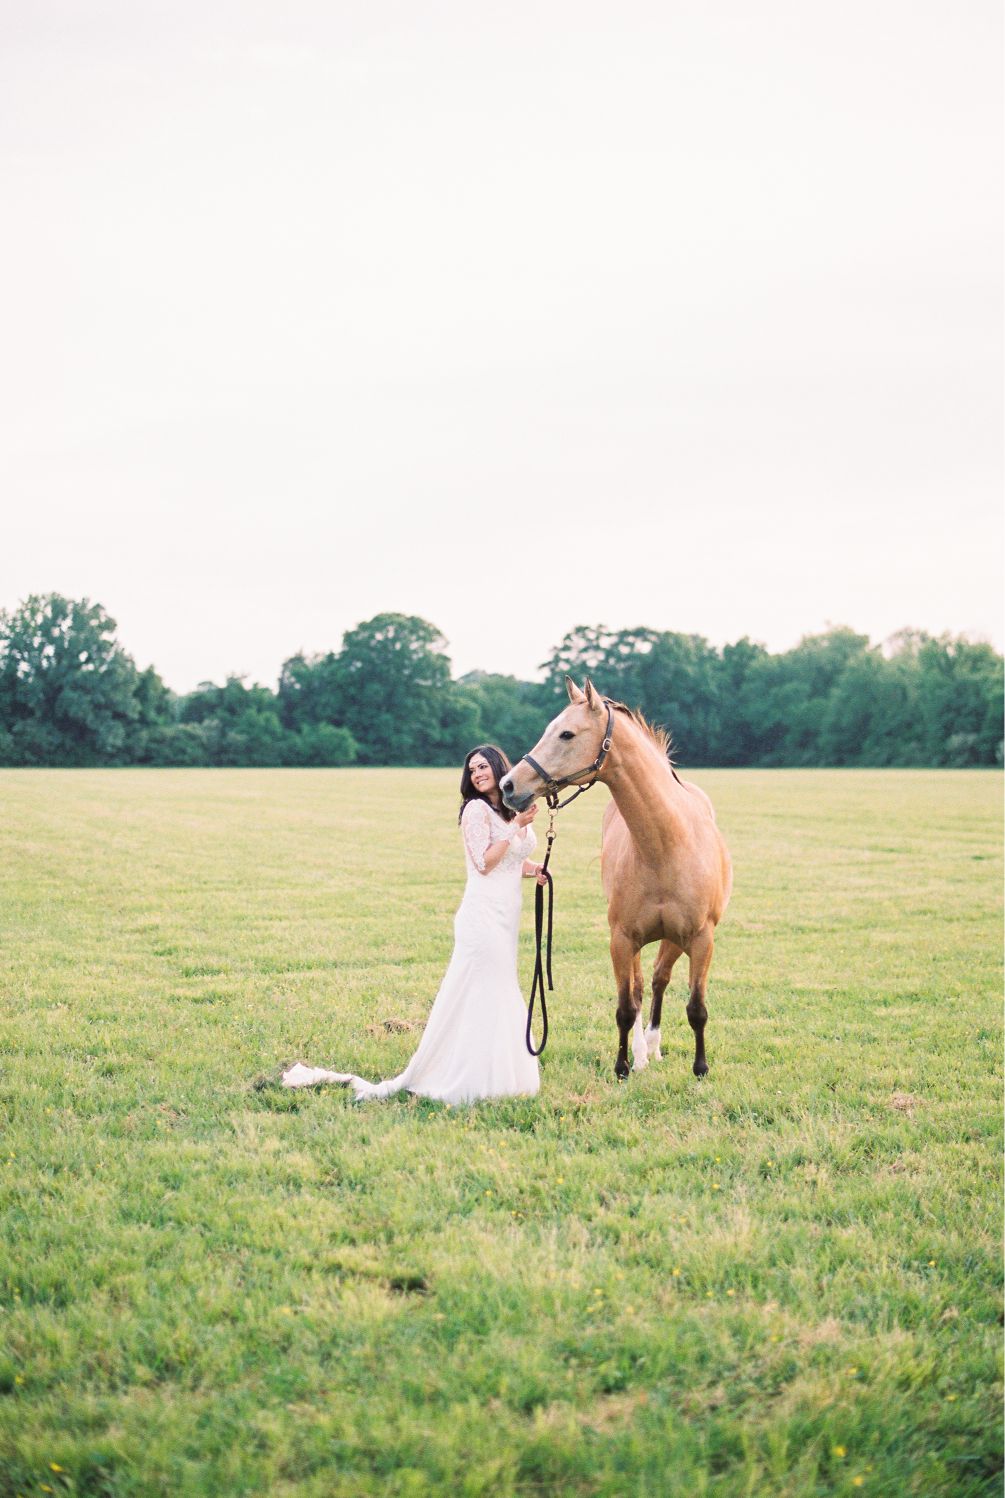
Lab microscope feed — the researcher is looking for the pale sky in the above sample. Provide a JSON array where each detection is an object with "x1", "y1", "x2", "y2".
[{"x1": 2, "y1": 1, "x2": 1001, "y2": 693}]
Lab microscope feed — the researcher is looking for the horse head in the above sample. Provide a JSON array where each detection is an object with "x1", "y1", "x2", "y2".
[{"x1": 500, "y1": 677, "x2": 610, "y2": 811}]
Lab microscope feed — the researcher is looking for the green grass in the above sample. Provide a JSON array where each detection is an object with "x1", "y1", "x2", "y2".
[{"x1": 0, "y1": 768, "x2": 1001, "y2": 1497}]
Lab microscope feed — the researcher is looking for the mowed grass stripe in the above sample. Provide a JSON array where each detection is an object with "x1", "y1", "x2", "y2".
[{"x1": 0, "y1": 768, "x2": 1001, "y2": 1496}]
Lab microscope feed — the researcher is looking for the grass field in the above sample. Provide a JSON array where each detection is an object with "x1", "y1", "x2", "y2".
[{"x1": 1, "y1": 767, "x2": 1002, "y2": 1497}]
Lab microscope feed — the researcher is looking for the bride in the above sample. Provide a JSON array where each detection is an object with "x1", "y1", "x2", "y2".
[{"x1": 281, "y1": 745, "x2": 547, "y2": 1104}]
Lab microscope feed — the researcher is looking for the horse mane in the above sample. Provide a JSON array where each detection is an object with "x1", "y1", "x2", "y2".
[{"x1": 606, "y1": 698, "x2": 677, "y2": 768}]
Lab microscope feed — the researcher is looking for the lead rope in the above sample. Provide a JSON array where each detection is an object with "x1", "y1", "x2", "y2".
[{"x1": 525, "y1": 802, "x2": 557, "y2": 1056}]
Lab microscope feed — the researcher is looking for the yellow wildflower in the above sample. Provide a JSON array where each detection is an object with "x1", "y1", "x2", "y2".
[{"x1": 832, "y1": 1445, "x2": 846, "y2": 1459}]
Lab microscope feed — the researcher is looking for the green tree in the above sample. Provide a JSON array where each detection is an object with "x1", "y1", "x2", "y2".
[
  {"x1": 427, "y1": 682, "x2": 484, "y2": 766},
  {"x1": 634, "y1": 633, "x2": 725, "y2": 764},
  {"x1": 139, "y1": 721, "x2": 216, "y2": 766},
  {"x1": 818, "y1": 649, "x2": 917, "y2": 765},
  {"x1": 334, "y1": 613, "x2": 468, "y2": 765},
  {"x1": 539, "y1": 626, "x2": 724, "y2": 764},
  {"x1": 178, "y1": 676, "x2": 293, "y2": 766},
  {"x1": 0, "y1": 594, "x2": 162, "y2": 766},
  {"x1": 915, "y1": 635, "x2": 1004, "y2": 766},
  {"x1": 715, "y1": 638, "x2": 769, "y2": 765},
  {"x1": 539, "y1": 625, "x2": 660, "y2": 706},
  {"x1": 740, "y1": 628, "x2": 871, "y2": 765},
  {"x1": 277, "y1": 651, "x2": 349, "y2": 732},
  {"x1": 457, "y1": 673, "x2": 549, "y2": 760},
  {"x1": 284, "y1": 722, "x2": 358, "y2": 767}
]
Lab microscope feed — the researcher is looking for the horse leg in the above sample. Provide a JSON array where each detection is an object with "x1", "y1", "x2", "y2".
[
  {"x1": 647, "y1": 939, "x2": 683, "y2": 1061},
  {"x1": 610, "y1": 930, "x2": 639, "y2": 1080},
  {"x1": 630, "y1": 952, "x2": 649, "y2": 1072},
  {"x1": 686, "y1": 925, "x2": 715, "y2": 1078}
]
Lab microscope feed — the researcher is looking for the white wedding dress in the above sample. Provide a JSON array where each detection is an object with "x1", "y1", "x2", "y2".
[{"x1": 281, "y1": 800, "x2": 541, "y2": 1104}]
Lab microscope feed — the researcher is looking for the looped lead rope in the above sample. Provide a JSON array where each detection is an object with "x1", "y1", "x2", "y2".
[{"x1": 526, "y1": 805, "x2": 557, "y2": 1056}]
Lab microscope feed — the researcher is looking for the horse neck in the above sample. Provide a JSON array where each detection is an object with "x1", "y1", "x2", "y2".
[{"x1": 600, "y1": 715, "x2": 685, "y2": 860}]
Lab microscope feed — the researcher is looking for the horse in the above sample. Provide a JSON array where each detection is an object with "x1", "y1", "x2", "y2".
[{"x1": 500, "y1": 676, "x2": 732, "y2": 1081}]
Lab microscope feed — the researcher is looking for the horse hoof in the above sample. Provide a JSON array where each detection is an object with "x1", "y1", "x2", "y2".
[
  {"x1": 615, "y1": 1059, "x2": 630, "y2": 1081},
  {"x1": 693, "y1": 1060, "x2": 709, "y2": 1078}
]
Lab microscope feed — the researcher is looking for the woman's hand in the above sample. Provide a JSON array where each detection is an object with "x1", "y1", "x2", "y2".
[{"x1": 515, "y1": 803, "x2": 538, "y2": 828}]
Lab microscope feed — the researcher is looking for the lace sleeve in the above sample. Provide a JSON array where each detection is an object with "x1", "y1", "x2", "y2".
[
  {"x1": 461, "y1": 800, "x2": 492, "y2": 872},
  {"x1": 508, "y1": 824, "x2": 536, "y2": 861}
]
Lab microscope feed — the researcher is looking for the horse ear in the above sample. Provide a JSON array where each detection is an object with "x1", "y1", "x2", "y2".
[
  {"x1": 584, "y1": 677, "x2": 600, "y2": 709},
  {"x1": 565, "y1": 676, "x2": 586, "y2": 704}
]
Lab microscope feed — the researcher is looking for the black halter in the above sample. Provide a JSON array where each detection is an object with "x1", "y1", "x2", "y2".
[{"x1": 518, "y1": 698, "x2": 616, "y2": 810}]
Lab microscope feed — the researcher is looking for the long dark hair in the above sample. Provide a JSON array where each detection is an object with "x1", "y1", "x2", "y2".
[{"x1": 458, "y1": 744, "x2": 516, "y2": 824}]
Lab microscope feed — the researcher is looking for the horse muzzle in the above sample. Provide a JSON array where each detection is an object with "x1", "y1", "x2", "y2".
[{"x1": 500, "y1": 774, "x2": 536, "y2": 812}]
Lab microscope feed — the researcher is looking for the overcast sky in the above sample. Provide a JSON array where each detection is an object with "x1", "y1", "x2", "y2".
[{"x1": 2, "y1": 1, "x2": 1001, "y2": 692}]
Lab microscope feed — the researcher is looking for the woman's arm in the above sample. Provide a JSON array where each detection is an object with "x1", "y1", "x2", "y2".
[
  {"x1": 462, "y1": 801, "x2": 537, "y2": 876},
  {"x1": 480, "y1": 837, "x2": 513, "y2": 874},
  {"x1": 480, "y1": 813, "x2": 535, "y2": 873}
]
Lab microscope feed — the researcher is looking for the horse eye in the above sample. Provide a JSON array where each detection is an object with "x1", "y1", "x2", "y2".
[{"x1": 559, "y1": 730, "x2": 575, "y2": 740}]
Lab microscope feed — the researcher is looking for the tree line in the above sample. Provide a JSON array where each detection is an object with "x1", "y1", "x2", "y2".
[{"x1": 0, "y1": 594, "x2": 1001, "y2": 769}]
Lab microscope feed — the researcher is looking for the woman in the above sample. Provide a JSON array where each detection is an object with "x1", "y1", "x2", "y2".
[{"x1": 281, "y1": 745, "x2": 547, "y2": 1103}]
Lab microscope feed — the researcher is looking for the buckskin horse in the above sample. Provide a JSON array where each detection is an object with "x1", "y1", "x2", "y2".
[{"x1": 501, "y1": 677, "x2": 732, "y2": 1081}]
